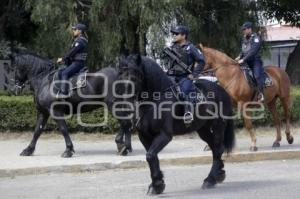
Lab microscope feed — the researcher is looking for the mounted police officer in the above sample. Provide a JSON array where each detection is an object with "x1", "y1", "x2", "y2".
[
  {"x1": 56, "y1": 23, "x2": 88, "y2": 99},
  {"x1": 165, "y1": 25, "x2": 205, "y2": 124},
  {"x1": 235, "y1": 22, "x2": 265, "y2": 102}
]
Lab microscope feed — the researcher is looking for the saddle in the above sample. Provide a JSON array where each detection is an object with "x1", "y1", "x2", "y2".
[
  {"x1": 240, "y1": 64, "x2": 273, "y2": 88},
  {"x1": 51, "y1": 67, "x2": 88, "y2": 95},
  {"x1": 168, "y1": 76, "x2": 207, "y2": 105}
]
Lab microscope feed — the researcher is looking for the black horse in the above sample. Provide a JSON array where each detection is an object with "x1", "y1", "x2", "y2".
[
  {"x1": 11, "y1": 51, "x2": 132, "y2": 157},
  {"x1": 117, "y1": 55, "x2": 235, "y2": 194}
]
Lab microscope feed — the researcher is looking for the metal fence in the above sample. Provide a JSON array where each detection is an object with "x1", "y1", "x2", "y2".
[
  {"x1": 263, "y1": 42, "x2": 297, "y2": 69},
  {"x1": 0, "y1": 60, "x2": 13, "y2": 91}
]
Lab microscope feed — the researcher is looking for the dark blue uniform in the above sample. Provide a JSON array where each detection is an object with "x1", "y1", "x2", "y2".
[
  {"x1": 60, "y1": 35, "x2": 88, "y2": 80},
  {"x1": 169, "y1": 41, "x2": 205, "y2": 96},
  {"x1": 240, "y1": 33, "x2": 265, "y2": 91}
]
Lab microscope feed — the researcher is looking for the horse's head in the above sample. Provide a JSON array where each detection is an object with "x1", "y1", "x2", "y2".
[
  {"x1": 198, "y1": 43, "x2": 238, "y2": 73},
  {"x1": 117, "y1": 54, "x2": 145, "y2": 99},
  {"x1": 115, "y1": 54, "x2": 145, "y2": 118},
  {"x1": 198, "y1": 43, "x2": 216, "y2": 71},
  {"x1": 10, "y1": 53, "x2": 30, "y2": 94},
  {"x1": 10, "y1": 51, "x2": 54, "y2": 95}
]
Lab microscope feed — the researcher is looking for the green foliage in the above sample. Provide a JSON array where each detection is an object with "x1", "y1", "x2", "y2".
[
  {"x1": 1, "y1": 87, "x2": 300, "y2": 132},
  {"x1": 259, "y1": 0, "x2": 300, "y2": 27},
  {"x1": 234, "y1": 86, "x2": 300, "y2": 127},
  {"x1": 88, "y1": 0, "x2": 169, "y2": 67},
  {"x1": 0, "y1": 95, "x2": 119, "y2": 133},
  {"x1": 24, "y1": 0, "x2": 75, "y2": 58},
  {"x1": 0, "y1": 40, "x2": 11, "y2": 59},
  {"x1": 2, "y1": 0, "x2": 298, "y2": 70},
  {"x1": 0, "y1": 0, "x2": 37, "y2": 44}
]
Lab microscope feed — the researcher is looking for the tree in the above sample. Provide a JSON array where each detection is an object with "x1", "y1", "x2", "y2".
[
  {"x1": 2, "y1": 0, "x2": 264, "y2": 70},
  {"x1": 0, "y1": 0, "x2": 37, "y2": 57},
  {"x1": 24, "y1": 0, "x2": 75, "y2": 59},
  {"x1": 259, "y1": 0, "x2": 300, "y2": 27},
  {"x1": 88, "y1": 0, "x2": 169, "y2": 68},
  {"x1": 24, "y1": 0, "x2": 168, "y2": 69},
  {"x1": 172, "y1": 0, "x2": 260, "y2": 57},
  {"x1": 259, "y1": 0, "x2": 300, "y2": 84}
]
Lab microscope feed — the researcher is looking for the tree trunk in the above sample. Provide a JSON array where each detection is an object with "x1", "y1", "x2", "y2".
[{"x1": 286, "y1": 41, "x2": 300, "y2": 85}]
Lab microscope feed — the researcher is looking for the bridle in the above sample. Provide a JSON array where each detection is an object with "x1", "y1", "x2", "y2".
[
  {"x1": 5, "y1": 59, "x2": 25, "y2": 95},
  {"x1": 10, "y1": 55, "x2": 56, "y2": 95},
  {"x1": 200, "y1": 63, "x2": 241, "y2": 91},
  {"x1": 118, "y1": 62, "x2": 180, "y2": 129},
  {"x1": 201, "y1": 65, "x2": 225, "y2": 74}
]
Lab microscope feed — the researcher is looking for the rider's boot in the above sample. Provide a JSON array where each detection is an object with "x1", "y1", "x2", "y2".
[{"x1": 56, "y1": 76, "x2": 70, "y2": 99}]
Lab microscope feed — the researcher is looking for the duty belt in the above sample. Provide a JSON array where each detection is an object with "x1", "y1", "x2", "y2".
[{"x1": 74, "y1": 53, "x2": 87, "y2": 61}]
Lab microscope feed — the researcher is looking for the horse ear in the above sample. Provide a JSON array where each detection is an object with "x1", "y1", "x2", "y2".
[
  {"x1": 118, "y1": 54, "x2": 126, "y2": 62},
  {"x1": 8, "y1": 51, "x2": 16, "y2": 62},
  {"x1": 116, "y1": 55, "x2": 124, "y2": 71},
  {"x1": 198, "y1": 43, "x2": 204, "y2": 51},
  {"x1": 136, "y1": 54, "x2": 142, "y2": 66}
]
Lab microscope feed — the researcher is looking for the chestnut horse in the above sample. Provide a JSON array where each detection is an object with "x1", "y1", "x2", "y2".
[{"x1": 198, "y1": 44, "x2": 293, "y2": 151}]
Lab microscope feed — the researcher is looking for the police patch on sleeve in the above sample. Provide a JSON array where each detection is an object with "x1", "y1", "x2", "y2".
[
  {"x1": 197, "y1": 49, "x2": 202, "y2": 54},
  {"x1": 75, "y1": 42, "x2": 80, "y2": 47},
  {"x1": 254, "y1": 38, "x2": 259, "y2": 43}
]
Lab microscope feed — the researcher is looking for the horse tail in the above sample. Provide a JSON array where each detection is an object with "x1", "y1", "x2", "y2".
[{"x1": 223, "y1": 115, "x2": 235, "y2": 154}]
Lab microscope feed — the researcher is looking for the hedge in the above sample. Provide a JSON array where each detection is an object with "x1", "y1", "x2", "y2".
[
  {"x1": 234, "y1": 86, "x2": 300, "y2": 127},
  {"x1": 0, "y1": 95, "x2": 119, "y2": 133},
  {"x1": 0, "y1": 87, "x2": 300, "y2": 133}
]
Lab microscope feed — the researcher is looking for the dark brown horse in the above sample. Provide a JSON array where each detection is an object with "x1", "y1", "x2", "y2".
[{"x1": 199, "y1": 44, "x2": 293, "y2": 151}]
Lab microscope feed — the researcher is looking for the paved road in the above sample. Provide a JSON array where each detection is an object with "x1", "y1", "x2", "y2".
[
  {"x1": 1, "y1": 159, "x2": 300, "y2": 199},
  {"x1": 1, "y1": 128, "x2": 300, "y2": 175}
]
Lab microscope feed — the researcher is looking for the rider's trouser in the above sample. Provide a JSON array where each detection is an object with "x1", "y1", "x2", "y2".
[
  {"x1": 58, "y1": 61, "x2": 84, "y2": 94},
  {"x1": 248, "y1": 59, "x2": 265, "y2": 92},
  {"x1": 178, "y1": 77, "x2": 196, "y2": 114}
]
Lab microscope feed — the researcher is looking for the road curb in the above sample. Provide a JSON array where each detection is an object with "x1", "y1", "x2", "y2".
[{"x1": 1, "y1": 149, "x2": 300, "y2": 178}]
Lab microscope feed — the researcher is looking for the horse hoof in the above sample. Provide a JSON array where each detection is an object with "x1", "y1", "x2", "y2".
[
  {"x1": 287, "y1": 136, "x2": 294, "y2": 144},
  {"x1": 249, "y1": 146, "x2": 258, "y2": 152},
  {"x1": 203, "y1": 145, "x2": 211, "y2": 151},
  {"x1": 116, "y1": 143, "x2": 123, "y2": 153},
  {"x1": 20, "y1": 147, "x2": 35, "y2": 156},
  {"x1": 118, "y1": 145, "x2": 128, "y2": 156},
  {"x1": 216, "y1": 170, "x2": 226, "y2": 183},
  {"x1": 127, "y1": 146, "x2": 133, "y2": 153},
  {"x1": 202, "y1": 181, "x2": 216, "y2": 189},
  {"x1": 147, "y1": 180, "x2": 166, "y2": 195},
  {"x1": 61, "y1": 150, "x2": 74, "y2": 158},
  {"x1": 272, "y1": 142, "x2": 280, "y2": 148}
]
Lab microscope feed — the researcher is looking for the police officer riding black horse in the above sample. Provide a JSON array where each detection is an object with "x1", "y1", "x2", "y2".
[
  {"x1": 163, "y1": 25, "x2": 205, "y2": 124},
  {"x1": 235, "y1": 22, "x2": 265, "y2": 102},
  {"x1": 56, "y1": 23, "x2": 88, "y2": 99}
]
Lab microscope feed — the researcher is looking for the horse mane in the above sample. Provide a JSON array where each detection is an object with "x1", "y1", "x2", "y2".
[
  {"x1": 14, "y1": 49, "x2": 56, "y2": 76},
  {"x1": 123, "y1": 54, "x2": 173, "y2": 91},
  {"x1": 198, "y1": 43, "x2": 238, "y2": 66},
  {"x1": 142, "y1": 56, "x2": 174, "y2": 90}
]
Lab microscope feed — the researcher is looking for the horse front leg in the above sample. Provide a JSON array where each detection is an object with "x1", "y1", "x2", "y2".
[
  {"x1": 124, "y1": 120, "x2": 133, "y2": 152},
  {"x1": 53, "y1": 112, "x2": 74, "y2": 158},
  {"x1": 199, "y1": 120, "x2": 226, "y2": 189},
  {"x1": 267, "y1": 98, "x2": 282, "y2": 147},
  {"x1": 20, "y1": 112, "x2": 49, "y2": 156},
  {"x1": 242, "y1": 105, "x2": 258, "y2": 151},
  {"x1": 145, "y1": 131, "x2": 172, "y2": 195},
  {"x1": 115, "y1": 127, "x2": 126, "y2": 155},
  {"x1": 280, "y1": 96, "x2": 294, "y2": 145},
  {"x1": 115, "y1": 119, "x2": 133, "y2": 156}
]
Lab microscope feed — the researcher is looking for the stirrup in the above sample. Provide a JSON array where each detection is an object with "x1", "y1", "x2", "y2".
[
  {"x1": 257, "y1": 92, "x2": 264, "y2": 102},
  {"x1": 184, "y1": 112, "x2": 194, "y2": 124},
  {"x1": 55, "y1": 91, "x2": 70, "y2": 99}
]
